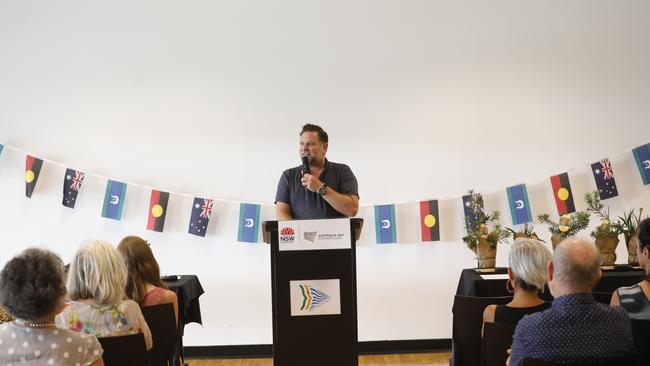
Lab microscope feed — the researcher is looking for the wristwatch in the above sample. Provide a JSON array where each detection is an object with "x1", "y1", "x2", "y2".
[{"x1": 317, "y1": 183, "x2": 328, "y2": 196}]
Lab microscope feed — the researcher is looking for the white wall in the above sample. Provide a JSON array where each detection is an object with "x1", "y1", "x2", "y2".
[{"x1": 1, "y1": 0, "x2": 650, "y2": 346}]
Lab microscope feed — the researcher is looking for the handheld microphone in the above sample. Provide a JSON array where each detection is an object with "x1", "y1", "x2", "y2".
[{"x1": 301, "y1": 155, "x2": 311, "y2": 176}]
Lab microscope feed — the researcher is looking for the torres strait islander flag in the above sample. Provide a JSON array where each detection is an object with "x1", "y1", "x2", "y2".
[
  {"x1": 147, "y1": 190, "x2": 170, "y2": 232},
  {"x1": 375, "y1": 204, "x2": 397, "y2": 244},
  {"x1": 62, "y1": 168, "x2": 86, "y2": 208},
  {"x1": 419, "y1": 200, "x2": 440, "y2": 242},
  {"x1": 550, "y1": 172, "x2": 575, "y2": 215},
  {"x1": 25, "y1": 155, "x2": 44, "y2": 198},
  {"x1": 237, "y1": 203, "x2": 261, "y2": 243},
  {"x1": 591, "y1": 159, "x2": 619, "y2": 200},
  {"x1": 189, "y1": 197, "x2": 213, "y2": 237},
  {"x1": 632, "y1": 143, "x2": 650, "y2": 185},
  {"x1": 507, "y1": 184, "x2": 533, "y2": 225},
  {"x1": 101, "y1": 180, "x2": 127, "y2": 220}
]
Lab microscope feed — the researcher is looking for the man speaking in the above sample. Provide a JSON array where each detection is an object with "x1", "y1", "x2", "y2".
[{"x1": 275, "y1": 124, "x2": 359, "y2": 220}]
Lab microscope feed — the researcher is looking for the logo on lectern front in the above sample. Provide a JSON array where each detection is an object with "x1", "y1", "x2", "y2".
[
  {"x1": 299, "y1": 285, "x2": 331, "y2": 311},
  {"x1": 280, "y1": 227, "x2": 296, "y2": 243},
  {"x1": 303, "y1": 231, "x2": 317, "y2": 242}
]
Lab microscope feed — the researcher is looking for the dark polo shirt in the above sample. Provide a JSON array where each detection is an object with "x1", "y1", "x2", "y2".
[{"x1": 275, "y1": 160, "x2": 359, "y2": 219}]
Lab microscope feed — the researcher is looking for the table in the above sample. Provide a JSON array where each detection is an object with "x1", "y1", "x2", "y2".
[
  {"x1": 456, "y1": 266, "x2": 646, "y2": 298},
  {"x1": 162, "y1": 275, "x2": 204, "y2": 365}
]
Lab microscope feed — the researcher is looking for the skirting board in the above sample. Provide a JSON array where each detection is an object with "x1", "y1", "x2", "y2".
[{"x1": 184, "y1": 339, "x2": 452, "y2": 359}]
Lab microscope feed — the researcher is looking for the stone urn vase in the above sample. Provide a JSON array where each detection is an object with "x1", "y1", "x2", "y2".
[
  {"x1": 476, "y1": 237, "x2": 497, "y2": 269},
  {"x1": 551, "y1": 234, "x2": 565, "y2": 250},
  {"x1": 595, "y1": 234, "x2": 620, "y2": 266},
  {"x1": 626, "y1": 236, "x2": 639, "y2": 266}
]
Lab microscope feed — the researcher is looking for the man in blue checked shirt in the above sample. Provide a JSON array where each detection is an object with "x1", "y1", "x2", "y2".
[{"x1": 508, "y1": 238, "x2": 634, "y2": 366}]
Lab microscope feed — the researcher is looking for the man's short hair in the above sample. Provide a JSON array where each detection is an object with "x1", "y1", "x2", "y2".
[
  {"x1": 300, "y1": 124, "x2": 328, "y2": 143},
  {"x1": 553, "y1": 238, "x2": 601, "y2": 291}
]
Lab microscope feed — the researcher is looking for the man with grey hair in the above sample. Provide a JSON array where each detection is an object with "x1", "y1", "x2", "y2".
[{"x1": 508, "y1": 238, "x2": 634, "y2": 366}]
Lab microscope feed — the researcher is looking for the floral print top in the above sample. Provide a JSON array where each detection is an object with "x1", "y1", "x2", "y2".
[{"x1": 55, "y1": 299, "x2": 153, "y2": 350}]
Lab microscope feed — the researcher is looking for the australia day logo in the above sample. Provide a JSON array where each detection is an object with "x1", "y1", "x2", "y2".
[
  {"x1": 303, "y1": 231, "x2": 317, "y2": 242},
  {"x1": 280, "y1": 227, "x2": 296, "y2": 243}
]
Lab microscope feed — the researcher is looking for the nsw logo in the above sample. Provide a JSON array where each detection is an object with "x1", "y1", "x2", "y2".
[
  {"x1": 280, "y1": 227, "x2": 296, "y2": 243},
  {"x1": 303, "y1": 231, "x2": 317, "y2": 242}
]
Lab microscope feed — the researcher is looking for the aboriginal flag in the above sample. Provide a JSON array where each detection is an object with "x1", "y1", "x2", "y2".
[
  {"x1": 550, "y1": 173, "x2": 575, "y2": 215},
  {"x1": 25, "y1": 155, "x2": 44, "y2": 198},
  {"x1": 420, "y1": 200, "x2": 440, "y2": 242},
  {"x1": 147, "y1": 190, "x2": 170, "y2": 232}
]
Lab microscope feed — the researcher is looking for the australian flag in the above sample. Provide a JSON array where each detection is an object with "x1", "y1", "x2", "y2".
[
  {"x1": 462, "y1": 193, "x2": 480, "y2": 234},
  {"x1": 591, "y1": 159, "x2": 619, "y2": 200},
  {"x1": 189, "y1": 197, "x2": 213, "y2": 237},
  {"x1": 62, "y1": 169, "x2": 85, "y2": 208}
]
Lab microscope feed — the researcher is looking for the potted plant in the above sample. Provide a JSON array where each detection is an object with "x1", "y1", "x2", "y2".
[
  {"x1": 584, "y1": 191, "x2": 619, "y2": 266},
  {"x1": 507, "y1": 222, "x2": 543, "y2": 241},
  {"x1": 462, "y1": 191, "x2": 510, "y2": 269},
  {"x1": 612, "y1": 208, "x2": 644, "y2": 266},
  {"x1": 538, "y1": 212, "x2": 590, "y2": 249}
]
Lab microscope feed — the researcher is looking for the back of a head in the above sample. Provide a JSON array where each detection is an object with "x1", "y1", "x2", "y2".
[
  {"x1": 117, "y1": 235, "x2": 166, "y2": 304},
  {"x1": 67, "y1": 239, "x2": 127, "y2": 305},
  {"x1": 509, "y1": 238, "x2": 552, "y2": 292},
  {"x1": 0, "y1": 248, "x2": 66, "y2": 321},
  {"x1": 637, "y1": 218, "x2": 650, "y2": 250},
  {"x1": 553, "y1": 237, "x2": 601, "y2": 293}
]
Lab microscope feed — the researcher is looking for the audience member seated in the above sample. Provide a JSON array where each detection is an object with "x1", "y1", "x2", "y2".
[
  {"x1": 0, "y1": 248, "x2": 104, "y2": 366},
  {"x1": 483, "y1": 238, "x2": 551, "y2": 331},
  {"x1": 611, "y1": 218, "x2": 650, "y2": 319},
  {"x1": 56, "y1": 239, "x2": 153, "y2": 350},
  {"x1": 508, "y1": 238, "x2": 634, "y2": 366},
  {"x1": 118, "y1": 236, "x2": 179, "y2": 323}
]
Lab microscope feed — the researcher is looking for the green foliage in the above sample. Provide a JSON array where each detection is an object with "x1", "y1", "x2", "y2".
[
  {"x1": 584, "y1": 191, "x2": 617, "y2": 240},
  {"x1": 462, "y1": 190, "x2": 510, "y2": 251},
  {"x1": 538, "y1": 212, "x2": 590, "y2": 237},
  {"x1": 612, "y1": 208, "x2": 645, "y2": 242},
  {"x1": 506, "y1": 222, "x2": 543, "y2": 242}
]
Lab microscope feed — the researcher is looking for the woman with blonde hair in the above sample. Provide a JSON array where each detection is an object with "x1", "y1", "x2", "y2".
[
  {"x1": 56, "y1": 239, "x2": 153, "y2": 349},
  {"x1": 483, "y1": 238, "x2": 552, "y2": 329},
  {"x1": 118, "y1": 235, "x2": 178, "y2": 323}
]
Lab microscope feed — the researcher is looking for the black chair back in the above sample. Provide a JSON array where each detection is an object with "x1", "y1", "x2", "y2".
[
  {"x1": 481, "y1": 322, "x2": 516, "y2": 366},
  {"x1": 522, "y1": 353, "x2": 637, "y2": 366},
  {"x1": 141, "y1": 302, "x2": 179, "y2": 366},
  {"x1": 591, "y1": 291, "x2": 612, "y2": 304},
  {"x1": 98, "y1": 332, "x2": 148, "y2": 366},
  {"x1": 631, "y1": 318, "x2": 650, "y2": 366},
  {"x1": 452, "y1": 295, "x2": 512, "y2": 366}
]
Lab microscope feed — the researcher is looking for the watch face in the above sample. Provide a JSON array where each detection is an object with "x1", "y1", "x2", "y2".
[{"x1": 318, "y1": 185, "x2": 326, "y2": 195}]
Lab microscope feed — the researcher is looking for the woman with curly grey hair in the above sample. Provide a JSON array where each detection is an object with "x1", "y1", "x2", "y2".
[
  {"x1": 482, "y1": 238, "x2": 552, "y2": 330},
  {"x1": 0, "y1": 248, "x2": 104, "y2": 366}
]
